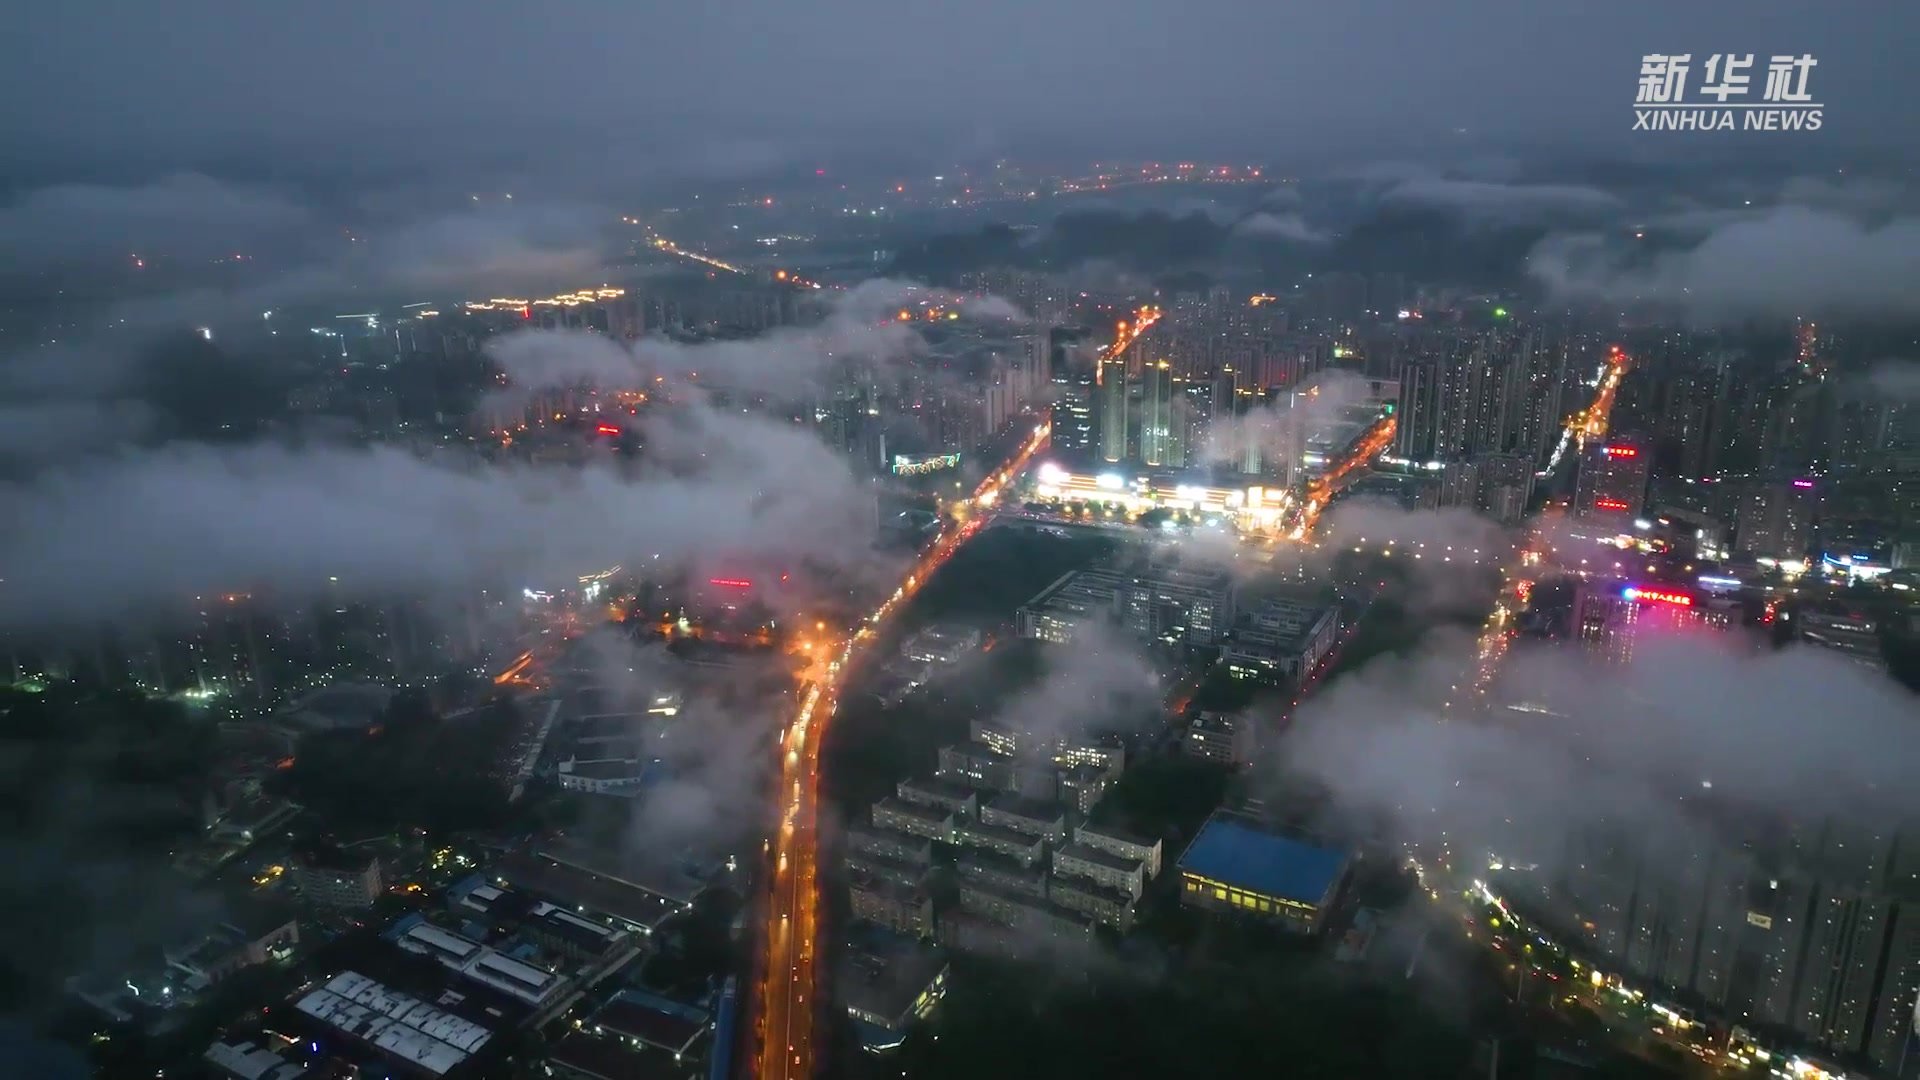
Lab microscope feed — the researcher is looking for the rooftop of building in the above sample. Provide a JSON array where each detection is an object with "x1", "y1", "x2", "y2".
[
  {"x1": 293, "y1": 970, "x2": 493, "y2": 1077},
  {"x1": 592, "y1": 990, "x2": 710, "y2": 1055},
  {"x1": 495, "y1": 852, "x2": 689, "y2": 931},
  {"x1": 1059, "y1": 762, "x2": 1112, "y2": 785},
  {"x1": 839, "y1": 934, "x2": 948, "y2": 1026},
  {"x1": 938, "y1": 740, "x2": 1006, "y2": 764},
  {"x1": 896, "y1": 776, "x2": 980, "y2": 804},
  {"x1": 560, "y1": 757, "x2": 653, "y2": 781},
  {"x1": 1046, "y1": 872, "x2": 1136, "y2": 909},
  {"x1": 1055, "y1": 843, "x2": 1145, "y2": 875},
  {"x1": 954, "y1": 819, "x2": 1046, "y2": 850},
  {"x1": 1177, "y1": 813, "x2": 1349, "y2": 905},
  {"x1": 1188, "y1": 711, "x2": 1242, "y2": 733},
  {"x1": 849, "y1": 868, "x2": 928, "y2": 904},
  {"x1": 846, "y1": 849, "x2": 931, "y2": 884},
  {"x1": 844, "y1": 820, "x2": 934, "y2": 849},
  {"x1": 1075, "y1": 821, "x2": 1158, "y2": 851},
  {"x1": 957, "y1": 849, "x2": 1048, "y2": 883},
  {"x1": 1231, "y1": 597, "x2": 1337, "y2": 648},
  {"x1": 984, "y1": 793, "x2": 1066, "y2": 823},
  {"x1": 872, "y1": 797, "x2": 956, "y2": 825},
  {"x1": 548, "y1": 1031, "x2": 703, "y2": 1080}
]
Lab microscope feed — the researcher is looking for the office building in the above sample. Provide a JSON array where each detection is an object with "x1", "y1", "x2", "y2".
[
  {"x1": 1140, "y1": 361, "x2": 1182, "y2": 467},
  {"x1": 1734, "y1": 478, "x2": 1817, "y2": 561},
  {"x1": 981, "y1": 795, "x2": 1068, "y2": 844},
  {"x1": 1220, "y1": 596, "x2": 1339, "y2": 683},
  {"x1": 895, "y1": 776, "x2": 980, "y2": 817},
  {"x1": 1052, "y1": 843, "x2": 1147, "y2": 900},
  {"x1": 957, "y1": 851, "x2": 1049, "y2": 900},
  {"x1": 936, "y1": 741, "x2": 1018, "y2": 792},
  {"x1": 1575, "y1": 434, "x2": 1652, "y2": 528},
  {"x1": 1017, "y1": 558, "x2": 1234, "y2": 647},
  {"x1": 1057, "y1": 763, "x2": 1113, "y2": 816},
  {"x1": 1047, "y1": 875, "x2": 1136, "y2": 932},
  {"x1": 872, "y1": 798, "x2": 957, "y2": 844},
  {"x1": 1176, "y1": 813, "x2": 1350, "y2": 933},
  {"x1": 1098, "y1": 352, "x2": 1130, "y2": 463},
  {"x1": 849, "y1": 873, "x2": 935, "y2": 939},
  {"x1": 1183, "y1": 711, "x2": 1256, "y2": 767},
  {"x1": 1075, "y1": 823, "x2": 1163, "y2": 880},
  {"x1": 954, "y1": 819, "x2": 1046, "y2": 868},
  {"x1": 846, "y1": 822, "x2": 934, "y2": 866},
  {"x1": 290, "y1": 848, "x2": 383, "y2": 910}
]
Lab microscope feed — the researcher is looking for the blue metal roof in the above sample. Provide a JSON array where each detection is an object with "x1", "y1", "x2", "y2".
[{"x1": 1177, "y1": 815, "x2": 1348, "y2": 904}]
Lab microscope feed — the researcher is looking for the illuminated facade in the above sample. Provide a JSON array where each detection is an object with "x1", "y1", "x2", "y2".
[
  {"x1": 1027, "y1": 462, "x2": 1294, "y2": 534},
  {"x1": 1575, "y1": 434, "x2": 1651, "y2": 528},
  {"x1": 1176, "y1": 813, "x2": 1350, "y2": 933}
]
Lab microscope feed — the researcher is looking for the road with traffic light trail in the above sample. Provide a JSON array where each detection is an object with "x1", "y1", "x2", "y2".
[
  {"x1": 1537, "y1": 346, "x2": 1630, "y2": 480},
  {"x1": 1286, "y1": 412, "x2": 1399, "y2": 541},
  {"x1": 752, "y1": 420, "x2": 1053, "y2": 1080}
]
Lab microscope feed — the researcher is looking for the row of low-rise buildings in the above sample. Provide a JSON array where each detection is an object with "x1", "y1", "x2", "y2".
[{"x1": 849, "y1": 772, "x2": 1166, "y2": 942}]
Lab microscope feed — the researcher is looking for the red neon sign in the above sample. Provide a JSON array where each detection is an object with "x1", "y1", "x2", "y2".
[
  {"x1": 1604, "y1": 446, "x2": 1638, "y2": 458},
  {"x1": 595, "y1": 423, "x2": 621, "y2": 435},
  {"x1": 1594, "y1": 498, "x2": 1630, "y2": 511},
  {"x1": 708, "y1": 578, "x2": 753, "y2": 589},
  {"x1": 1623, "y1": 586, "x2": 1693, "y2": 607}
]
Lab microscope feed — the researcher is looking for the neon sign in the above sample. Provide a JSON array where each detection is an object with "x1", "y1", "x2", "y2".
[
  {"x1": 1594, "y1": 498, "x2": 1630, "y2": 511},
  {"x1": 1622, "y1": 586, "x2": 1693, "y2": 607},
  {"x1": 1604, "y1": 446, "x2": 1638, "y2": 458},
  {"x1": 891, "y1": 452, "x2": 962, "y2": 476},
  {"x1": 708, "y1": 578, "x2": 753, "y2": 589}
]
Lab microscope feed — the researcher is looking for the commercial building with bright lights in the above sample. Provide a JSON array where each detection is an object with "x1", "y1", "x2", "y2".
[
  {"x1": 1176, "y1": 813, "x2": 1351, "y2": 933},
  {"x1": 1026, "y1": 460, "x2": 1293, "y2": 533},
  {"x1": 1572, "y1": 580, "x2": 1739, "y2": 665}
]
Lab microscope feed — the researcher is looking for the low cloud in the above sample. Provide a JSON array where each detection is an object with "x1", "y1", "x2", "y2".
[
  {"x1": 1233, "y1": 211, "x2": 1331, "y2": 245},
  {"x1": 1381, "y1": 177, "x2": 1623, "y2": 224},
  {"x1": 0, "y1": 173, "x2": 314, "y2": 271},
  {"x1": 1197, "y1": 369, "x2": 1375, "y2": 469},
  {"x1": 0, "y1": 402, "x2": 873, "y2": 628},
  {"x1": 1529, "y1": 205, "x2": 1920, "y2": 321},
  {"x1": 1277, "y1": 612, "x2": 1920, "y2": 902},
  {"x1": 985, "y1": 623, "x2": 1164, "y2": 750},
  {"x1": 1867, "y1": 360, "x2": 1920, "y2": 400}
]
